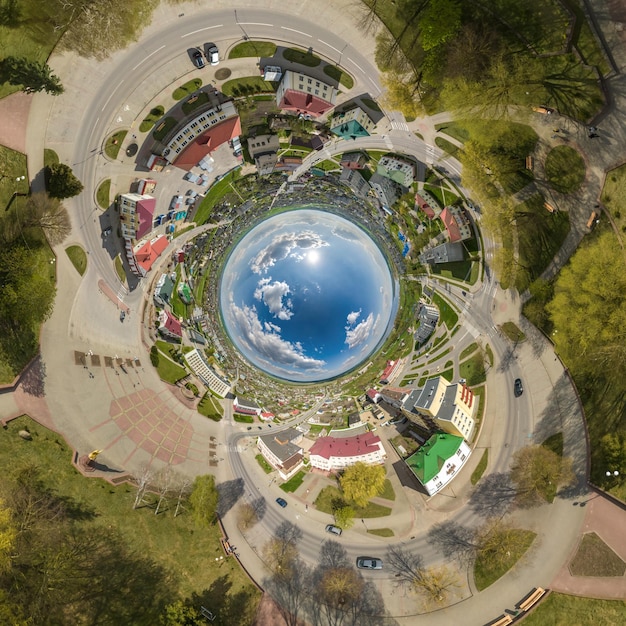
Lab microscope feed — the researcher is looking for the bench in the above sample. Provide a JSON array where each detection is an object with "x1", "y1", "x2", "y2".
[
  {"x1": 525, "y1": 156, "x2": 534, "y2": 170},
  {"x1": 485, "y1": 614, "x2": 513, "y2": 626},
  {"x1": 517, "y1": 587, "x2": 547, "y2": 612},
  {"x1": 200, "y1": 606, "x2": 216, "y2": 622}
]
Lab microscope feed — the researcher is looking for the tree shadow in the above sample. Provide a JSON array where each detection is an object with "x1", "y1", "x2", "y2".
[
  {"x1": 17, "y1": 353, "x2": 46, "y2": 397},
  {"x1": 250, "y1": 496, "x2": 267, "y2": 523},
  {"x1": 468, "y1": 472, "x2": 517, "y2": 517},
  {"x1": 217, "y1": 477, "x2": 244, "y2": 517},
  {"x1": 427, "y1": 520, "x2": 478, "y2": 566}
]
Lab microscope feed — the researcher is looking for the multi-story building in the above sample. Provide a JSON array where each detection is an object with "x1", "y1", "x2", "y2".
[
  {"x1": 440, "y1": 205, "x2": 473, "y2": 242},
  {"x1": 276, "y1": 70, "x2": 336, "y2": 117},
  {"x1": 406, "y1": 433, "x2": 471, "y2": 495},
  {"x1": 330, "y1": 106, "x2": 374, "y2": 140},
  {"x1": 309, "y1": 432, "x2": 386, "y2": 471},
  {"x1": 184, "y1": 348, "x2": 231, "y2": 398},
  {"x1": 118, "y1": 193, "x2": 156, "y2": 240},
  {"x1": 257, "y1": 428, "x2": 304, "y2": 480}
]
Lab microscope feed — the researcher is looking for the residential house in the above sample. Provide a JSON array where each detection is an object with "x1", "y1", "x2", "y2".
[
  {"x1": 233, "y1": 397, "x2": 262, "y2": 416},
  {"x1": 380, "y1": 359, "x2": 402, "y2": 384},
  {"x1": 247, "y1": 134, "x2": 281, "y2": 176},
  {"x1": 330, "y1": 106, "x2": 374, "y2": 140},
  {"x1": 405, "y1": 433, "x2": 471, "y2": 495},
  {"x1": 339, "y1": 167, "x2": 371, "y2": 199},
  {"x1": 276, "y1": 70, "x2": 336, "y2": 117},
  {"x1": 158, "y1": 310, "x2": 183, "y2": 341},
  {"x1": 153, "y1": 273, "x2": 175, "y2": 307},
  {"x1": 118, "y1": 193, "x2": 156, "y2": 241},
  {"x1": 257, "y1": 428, "x2": 304, "y2": 480},
  {"x1": 340, "y1": 151, "x2": 368, "y2": 170},
  {"x1": 309, "y1": 432, "x2": 386, "y2": 472},
  {"x1": 440, "y1": 205, "x2": 473, "y2": 242}
]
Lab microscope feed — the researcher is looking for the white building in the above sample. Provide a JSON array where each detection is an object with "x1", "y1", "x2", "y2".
[
  {"x1": 309, "y1": 432, "x2": 386, "y2": 472},
  {"x1": 184, "y1": 348, "x2": 231, "y2": 398},
  {"x1": 257, "y1": 428, "x2": 304, "y2": 480}
]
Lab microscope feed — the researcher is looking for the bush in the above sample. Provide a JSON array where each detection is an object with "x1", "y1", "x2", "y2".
[
  {"x1": 150, "y1": 345, "x2": 159, "y2": 367},
  {"x1": 185, "y1": 382, "x2": 199, "y2": 397},
  {"x1": 46, "y1": 162, "x2": 83, "y2": 199}
]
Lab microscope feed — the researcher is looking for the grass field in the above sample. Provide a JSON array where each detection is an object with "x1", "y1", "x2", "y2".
[
  {"x1": 367, "y1": 528, "x2": 394, "y2": 537},
  {"x1": 96, "y1": 179, "x2": 111, "y2": 209},
  {"x1": 229, "y1": 41, "x2": 277, "y2": 58},
  {"x1": 471, "y1": 449, "x2": 489, "y2": 485},
  {"x1": 114, "y1": 255, "x2": 126, "y2": 284},
  {"x1": 323, "y1": 64, "x2": 354, "y2": 89},
  {"x1": 197, "y1": 393, "x2": 223, "y2": 421},
  {"x1": 432, "y1": 292, "x2": 458, "y2": 329},
  {"x1": 459, "y1": 352, "x2": 486, "y2": 386},
  {"x1": 194, "y1": 170, "x2": 241, "y2": 224},
  {"x1": 0, "y1": 144, "x2": 30, "y2": 212},
  {"x1": 501, "y1": 321, "x2": 526, "y2": 343},
  {"x1": 569, "y1": 532, "x2": 626, "y2": 577},
  {"x1": 283, "y1": 47, "x2": 321, "y2": 67},
  {"x1": 545, "y1": 146, "x2": 586, "y2": 193},
  {"x1": 139, "y1": 106, "x2": 165, "y2": 133},
  {"x1": 221, "y1": 76, "x2": 277, "y2": 97},
  {"x1": 520, "y1": 592, "x2": 626, "y2": 625},
  {"x1": 153, "y1": 348, "x2": 187, "y2": 384},
  {"x1": 280, "y1": 471, "x2": 306, "y2": 493},
  {"x1": 474, "y1": 530, "x2": 536, "y2": 590},
  {"x1": 173, "y1": 78, "x2": 202, "y2": 101},
  {"x1": 65, "y1": 245, "x2": 87, "y2": 276},
  {"x1": 104, "y1": 130, "x2": 127, "y2": 160},
  {"x1": 256, "y1": 454, "x2": 273, "y2": 474},
  {"x1": 0, "y1": 415, "x2": 260, "y2": 623}
]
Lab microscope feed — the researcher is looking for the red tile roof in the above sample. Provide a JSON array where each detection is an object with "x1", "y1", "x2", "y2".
[
  {"x1": 441, "y1": 207, "x2": 463, "y2": 242},
  {"x1": 164, "y1": 311, "x2": 182, "y2": 337},
  {"x1": 136, "y1": 196, "x2": 156, "y2": 240},
  {"x1": 279, "y1": 89, "x2": 334, "y2": 116},
  {"x1": 415, "y1": 193, "x2": 435, "y2": 219},
  {"x1": 310, "y1": 432, "x2": 383, "y2": 460},
  {"x1": 135, "y1": 235, "x2": 169, "y2": 273},
  {"x1": 173, "y1": 116, "x2": 242, "y2": 171}
]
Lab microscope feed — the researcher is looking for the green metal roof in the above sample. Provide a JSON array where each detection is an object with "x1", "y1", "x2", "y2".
[
  {"x1": 405, "y1": 433, "x2": 464, "y2": 484},
  {"x1": 330, "y1": 119, "x2": 370, "y2": 140}
]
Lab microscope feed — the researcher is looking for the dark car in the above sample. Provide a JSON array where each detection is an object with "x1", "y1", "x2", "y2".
[
  {"x1": 276, "y1": 497, "x2": 287, "y2": 508},
  {"x1": 325, "y1": 524, "x2": 342, "y2": 536},
  {"x1": 356, "y1": 557, "x2": 383, "y2": 570},
  {"x1": 192, "y1": 50, "x2": 205, "y2": 68},
  {"x1": 514, "y1": 378, "x2": 523, "y2": 397}
]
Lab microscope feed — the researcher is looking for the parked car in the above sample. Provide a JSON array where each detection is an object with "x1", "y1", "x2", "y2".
[
  {"x1": 325, "y1": 524, "x2": 342, "y2": 536},
  {"x1": 102, "y1": 227, "x2": 112, "y2": 238},
  {"x1": 514, "y1": 378, "x2": 524, "y2": 397},
  {"x1": 207, "y1": 45, "x2": 219, "y2": 65},
  {"x1": 356, "y1": 557, "x2": 383, "y2": 570},
  {"x1": 192, "y1": 49, "x2": 205, "y2": 68},
  {"x1": 276, "y1": 497, "x2": 288, "y2": 508}
]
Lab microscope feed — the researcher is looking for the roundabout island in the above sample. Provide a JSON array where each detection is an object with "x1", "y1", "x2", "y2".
[{"x1": 1, "y1": 1, "x2": 625, "y2": 625}]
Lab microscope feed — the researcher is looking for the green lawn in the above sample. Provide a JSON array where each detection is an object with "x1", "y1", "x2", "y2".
[
  {"x1": 314, "y1": 486, "x2": 392, "y2": 518},
  {"x1": 378, "y1": 479, "x2": 396, "y2": 501},
  {"x1": 432, "y1": 292, "x2": 458, "y2": 329},
  {"x1": 520, "y1": 593, "x2": 626, "y2": 625},
  {"x1": 545, "y1": 146, "x2": 586, "y2": 193},
  {"x1": 197, "y1": 393, "x2": 223, "y2": 421},
  {"x1": 434, "y1": 137, "x2": 461, "y2": 158},
  {"x1": 460, "y1": 342, "x2": 479, "y2": 360},
  {"x1": 104, "y1": 130, "x2": 127, "y2": 160},
  {"x1": 114, "y1": 255, "x2": 126, "y2": 284},
  {"x1": 43, "y1": 148, "x2": 59, "y2": 167},
  {"x1": 221, "y1": 76, "x2": 277, "y2": 97},
  {"x1": 280, "y1": 471, "x2": 306, "y2": 493},
  {"x1": 154, "y1": 352, "x2": 187, "y2": 384},
  {"x1": 96, "y1": 179, "x2": 111, "y2": 209},
  {"x1": 0, "y1": 416, "x2": 260, "y2": 623},
  {"x1": 459, "y1": 352, "x2": 486, "y2": 386},
  {"x1": 283, "y1": 47, "x2": 321, "y2": 67},
  {"x1": 471, "y1": 449, "x2": 489, "y2": 485},
  {"x1": 139, "y1": 106, "x2": 165, "y2": 133},
  {"x1": 256, "y1": 454, "x2": 273, "y2": 474},
  {"x1": 323, "y1": 65, "x2": 354, "y2": 89},
  {"x1": 0, "y1": 144, "x2": 30, "y2": 211},
  {"x1": 152, "y1": 117, "x2": 178, "y2": 142},
  {"x1": 172, "y1": 78, "x2": 202, "y2": 101},
  {"x1": 181, "y1": 91, "x2": 209, "y2": 115},
  {"x1": 474, "y1": 530, "x2": 536, "y2": 591},
  {"x1": 194, "y1": 170, "x2": 241, "y2": 224},
  {"x1": 367, "y1": 528, "x2": 394, "y2": 537},
  {"x1": 233, "y1": 413, "x2": 254, "y2": 423},
  {"x1": 229, "y1": 41, "x2": 277, "y2": 58},
  {"x1": 542, "y1": 432, "x2": 564, "y2": 457},
  {"x1": 500, "y1": 321, "x2": 526, "y2": 343},
  {"x1": 65, "y1": 245, "x2": 87, "y2": 276}
]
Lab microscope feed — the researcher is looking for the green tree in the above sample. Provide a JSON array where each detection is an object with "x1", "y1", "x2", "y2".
[
  {"x1": 161, "y1": 600, "x2": 203, "y2": 626},
  {"x1": 0, "y1": 0, "x2": 21, "y2": 27},
  {"x1": 380, "y1": 71, "x2": 423, "y2": 119},
  {"x1": 339, "y1": 462, "x2": 386, "y2": 508},
  {"x1": 0, "y1": 56, "x2": 63, "y2": 94},
  {"x1": 419, "y1": 0, "x2": 461, "y2": 51},
  {"x1": 0, "y1": 498, "x2": 16, "y2": 573},
  {"x1": 333, "y1": 505, "x2": 355, "y2": 530},
  {"x1": 46, "y1": 162, "x2": 84, "y2": 199},
  {"x1": 510, "y1": 445, "x2": 575, "y2": 506},
  {"x1": 188, "y1": 474, "x2": 218, "y2": 527}
]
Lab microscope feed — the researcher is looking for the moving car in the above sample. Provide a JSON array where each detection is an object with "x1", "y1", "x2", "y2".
[
  {"x1": 276, "y1": 497, "x2": 288, "y2": 508},
  {"x1": 207, "y1": 45, "x2": 219, "y2": 66},
  {"x1": 514, "y1": 378, "x2": 523, "y2": 397},
  {"x1": 356, "y1": 557, "x2": 383, "y2": 570},
  {"x1": 325, "y1": 524, "x2": 342, "y2": 536},
  {"x1": 192, "y1": 50, "x2": 205, "y2": 69}
]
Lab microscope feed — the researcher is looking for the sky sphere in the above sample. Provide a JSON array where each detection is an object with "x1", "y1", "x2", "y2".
[{"x1": 219, "y1": 209, "x2": 397, "y2": 382}]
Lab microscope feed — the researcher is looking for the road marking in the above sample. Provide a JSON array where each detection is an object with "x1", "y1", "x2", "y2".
[
  {"x1": 281, "y1": 26, "x2": 311, "y2": 37},
  {"x1": 101, "y1": 80, "x2": 124, "y2": 112},
  {"x1": 181, "y1": 25, "x2": 223, "y2": 38},
  {"x1": 318, "y1": 39, "x2": 341, "y2": 54},
  {"x1": 391, "y1": 120, "x2": 409, "y2": 131},
  {"x1": 240, "y1": 22, "x2": 273, "y2": 27},
  {"x1": 347, "y1": 58, "x2": 363, "y2": 72},
  {"x1": 132, "y1": 45, "x2": 165, "y2": 71}
]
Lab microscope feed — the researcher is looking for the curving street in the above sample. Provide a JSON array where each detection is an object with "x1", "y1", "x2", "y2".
[{"x1": 2, "y1": 0, "x2": 626, "y2": 623}]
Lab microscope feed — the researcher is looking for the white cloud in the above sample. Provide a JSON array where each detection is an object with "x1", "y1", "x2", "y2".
[
  {"x1": 346, "y1": 309, "x2": 361, "y2": 326},
  {"x1": 345, "y1": 312, "x2": 378, "y2": 349},
  {"x1": 249, "y1": 231, "x2": 329, "y2": 274},
  {"x1": 254, "y1": 278, "x2": 294, "y2": 320},
  {"x1": 229, "y1": 302, "x2": 326, "y2": 371}
]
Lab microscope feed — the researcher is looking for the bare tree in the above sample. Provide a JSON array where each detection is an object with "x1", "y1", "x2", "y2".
[
  {"x1": 153, "y1": 466, "x2": 175, "y2": 515},
  {"x1": 172, "y1": 475, "x2": 192, "y2": 518},
  {"x1": 22, "y1": 193, "x2": 71, "y2": 245},
  {"x1": 263, "y1": 521, "x2": 302, "y2": 578},
  {"x1": 264, "y1": 558, "x2": 311, "y2": 626},
  {"x1": 132, "y1": 464, "x2": 153, "y2": 510},
  {"x1": 237, "y1": 501, "x2": 259, "y2": 531},
  {"x1": 427, "y1": 520, "x2": 479, "y2": 566}
]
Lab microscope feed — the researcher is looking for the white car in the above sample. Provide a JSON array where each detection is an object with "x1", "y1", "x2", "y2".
[{"x1": 207, "y1": 45, "x2": 219, "y2": 66}]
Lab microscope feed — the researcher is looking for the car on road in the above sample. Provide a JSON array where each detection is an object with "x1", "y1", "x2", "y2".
[
  {"x1": 325, "y1": 524, "x2": 342, "y2": 536},
  {"x1": 192, "y1": 49, "x2": 205, "y2": 68},
  {"x1": 102, "y1": 227, "x2": 112, "y2": 238},
  {"x1": 356, "y1": 557, "x2": 382, "y2": 570},
  {"x1": 514, "y1": 378, "x2": 523, "y2": 397},
  {"x1": 276, "y1": 497, "x2": 287, "y2": 508},
  {"x1": 207, "y1": 45, "x2": 219, "y2": 65}
]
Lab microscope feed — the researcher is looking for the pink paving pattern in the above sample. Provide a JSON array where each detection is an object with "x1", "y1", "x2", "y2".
[{"x1": 109, "y1": 388, "x2": 199, "y2": 465}]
